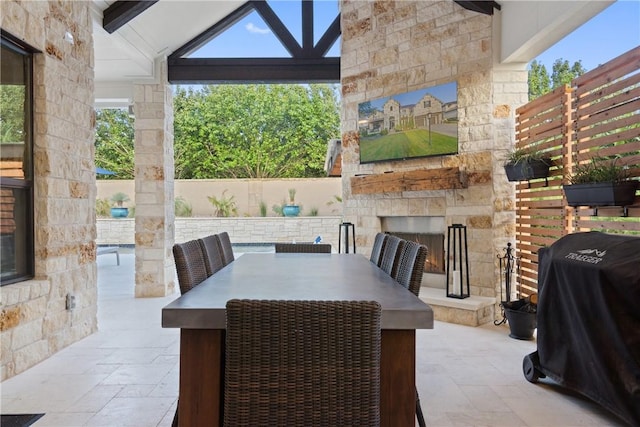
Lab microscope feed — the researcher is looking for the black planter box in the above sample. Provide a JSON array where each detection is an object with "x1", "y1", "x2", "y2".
[
  {"x1": 504, "y1": 159, "x2": 550, "y2": 182},
  {"x1": 563, "y1": 180, "x2": 639, "y2": 207}
]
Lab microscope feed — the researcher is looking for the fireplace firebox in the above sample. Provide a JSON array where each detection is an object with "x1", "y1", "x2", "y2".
[
  {"x1": 386, "y1": 232, "x2": 445, "y2": 274},
  {"x1": 380, "y1": 216, "x2": 446, "y2": 276}
]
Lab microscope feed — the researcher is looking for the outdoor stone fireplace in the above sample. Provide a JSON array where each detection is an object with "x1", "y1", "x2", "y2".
[
  {"x1": 381, "y1": 216, "x2": 446, "y2": 288},
  {"x1": 339, "y1": 1, "x2": 527, "y2": 325}
]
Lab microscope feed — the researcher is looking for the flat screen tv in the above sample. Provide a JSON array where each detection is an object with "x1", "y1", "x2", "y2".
[{"x1": 358, "y1": 81, "x2": 458, "y2": 163}]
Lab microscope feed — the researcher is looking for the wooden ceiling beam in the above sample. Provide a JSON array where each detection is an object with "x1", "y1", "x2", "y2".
[
  {"x1": 313, "y1": 14, "x2": 340, "y2": 58},
  {"x1": 252, "y1": 1, "x2": 302, "y2": 57},
  {"x1": 170, "y1": 2, "x2": 255, "y2": 59},
  {"x1": 453, "y1": 1, "x2": 501, "y2": 16},
  {"x1": 168, "y1": 57, "x2": 340, "y2": 84},
  {"x1": 168, "y1": 0, "x2": 341, "y2": 83},
  {"x1": 103, "y1": 1, "x2": 158, "y2": 34}
]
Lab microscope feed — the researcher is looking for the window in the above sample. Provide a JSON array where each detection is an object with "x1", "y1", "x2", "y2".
[
  {"x1": 1, "y1": 33, "x2": 34, "y2": 285},
  {"x1": 423, "y1": 100, "x2": 431, "y2": 108}
]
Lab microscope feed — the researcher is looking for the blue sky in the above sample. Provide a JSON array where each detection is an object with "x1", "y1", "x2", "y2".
[
  {"x1": 533, "y1": 0, "x2": 639, "y2": 72},
  {"x1": 367, "y1": 82, "x2": 457, "y2": 111},
  {"x1": 190, "y1": 0, "x2": 639, "y2": 73},
  {"x1": 192, "y1": 1, "x2": 340, "y2": 58}
]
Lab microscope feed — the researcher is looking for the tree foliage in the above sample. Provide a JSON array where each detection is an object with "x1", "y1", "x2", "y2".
[
  {"x1": 0, "y1": 85, "x2": 25, "y2": 143},
  {"x1": 173, "y1": 84, "x2": 340, "y2": 179},
  {"x1": 527, "y1": 60, "x2": 550, "y2": 101},
  {"x1": 551, "y1": 59, "x2": 586, "y2": 89},
  {"x1": 95, "y1": 108, "x2": 135, "y2": 179},
  {"x1": 95, "y1": 84, "x2": 340, "y2": 179},
  {"x1": 528, "y1": 58, "x2": 587, "y2": 100},
  {"x1": 358, "y1": 100, "x2": 376, "y2": 118}
]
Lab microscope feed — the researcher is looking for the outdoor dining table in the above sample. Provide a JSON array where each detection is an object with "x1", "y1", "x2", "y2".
[{"x1": 162, "y1": 252, "x2": 434, "y2": 427}]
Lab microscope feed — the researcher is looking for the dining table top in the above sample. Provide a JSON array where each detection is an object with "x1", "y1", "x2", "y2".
[{"x1": 162, "y1": 252, "x2": 434, "y2": 330}]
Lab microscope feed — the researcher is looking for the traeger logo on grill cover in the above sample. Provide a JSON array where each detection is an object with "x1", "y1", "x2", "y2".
[{"x1": 565, "y1": 248, "x2": 607, "y2": 264}]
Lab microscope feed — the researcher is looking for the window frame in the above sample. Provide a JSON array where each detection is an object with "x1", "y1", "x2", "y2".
[{"x1": 1, "y1": 31, "x2": 36, "y2": 285}]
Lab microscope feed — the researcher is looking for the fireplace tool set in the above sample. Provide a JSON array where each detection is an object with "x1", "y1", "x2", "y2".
[{"x1": 494, "y1": 243, "x2": 537, "y2": 339}]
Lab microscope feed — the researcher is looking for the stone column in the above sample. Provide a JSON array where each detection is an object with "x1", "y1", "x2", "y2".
[{"x1": 132, "y1": 60, "x2": 176, "y2": 297}]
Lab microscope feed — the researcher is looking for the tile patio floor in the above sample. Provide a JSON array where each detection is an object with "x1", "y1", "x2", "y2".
[{"x1": 0, "y1": 250, "x2": 627, "y2": 426}]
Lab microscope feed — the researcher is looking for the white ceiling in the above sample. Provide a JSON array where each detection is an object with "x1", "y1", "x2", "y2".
[
  {"x1": 90, "y1": 0, "x2": 613, "y2": 107},
  {"x1": 92, "y1": 0, "x2": 246, "y2": 106}
]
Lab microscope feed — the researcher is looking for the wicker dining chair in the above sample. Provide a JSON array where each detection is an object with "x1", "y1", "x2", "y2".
[
  {"x1": 378, "y1": 235, "x2": 405, "y2": 277},
  {"x1": 275, "y1": 242, "x2": 332, "y2": 253},
  {"x1": 390, "y1": 239, "x2": 428, "y2": 427},
  {"x1": 198, "y1": 234, "x2": 225, "y2": 276},
  {"x1": 172, "y1": 239, "x2": 208, "y2": 294},
  {"x1": 369, "y1": 233, "x2": 388, "y2": 266},
  {"x1": 217, "y1": 231, "x2": 235, "y2": 265},
  {"x1": 224, "y1": 299, "x2": 382, "y2": 427},
  {"x1": 171, "y1": 239, "x2": 210, "y2": 427},
  {"x1": 393, "y1": 240, "x2": 428, "y2": 297}
]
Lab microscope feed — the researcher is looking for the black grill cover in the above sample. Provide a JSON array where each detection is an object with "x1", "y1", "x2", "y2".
[{"x1": 537, "y1": 232, "x2": 640, "y2": 426}]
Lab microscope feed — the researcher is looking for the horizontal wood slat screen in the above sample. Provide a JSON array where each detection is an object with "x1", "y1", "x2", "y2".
[{"x1": 514, "y1": 46, "x2": 640, "y2": 298}]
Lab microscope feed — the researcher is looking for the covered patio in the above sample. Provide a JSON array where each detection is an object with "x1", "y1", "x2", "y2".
[
  {"x1": 0, "y1": 249, "x2": 626, "y2": 426},
  {"x1": 2, "y1": 1, "x2": 638, "y2": 425}
]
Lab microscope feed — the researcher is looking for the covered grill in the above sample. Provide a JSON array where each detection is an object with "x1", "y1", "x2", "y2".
[{"x1": 523, "y1": 231, "x2": 640, "y2": 426}]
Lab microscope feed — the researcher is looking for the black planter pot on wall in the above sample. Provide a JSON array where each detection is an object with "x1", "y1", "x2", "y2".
[
  {"x1": 563, "y1": 180, "x2": 639, "y2": 207},
  {"x1": 504, "y1": 159, "x2": 551, "y2": 182}
]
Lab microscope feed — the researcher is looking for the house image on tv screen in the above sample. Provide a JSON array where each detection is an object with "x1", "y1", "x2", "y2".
[{"x1": 358, "y1": 81, "x2": 458, "y2": 163}]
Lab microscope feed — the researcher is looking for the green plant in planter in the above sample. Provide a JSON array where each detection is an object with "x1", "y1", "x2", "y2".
[
  {"x1": 272, "y1": 201, "x2": 285, "y2": 217},
  {"x1": 207, "y1": 190, "x2": 238, "y2": 217},
  {"x1": 110, "y1": 192, "x2": 130, "y2": 218},
  {"x1": 96, "y1": 198, "x2": 111, "y2": 218},
  {"x1": 175, "y1": 196, "x2": 193, "y2": 217},
  {"x1": 259, "y1": 200, "x2": 267, "y2": 217},
  {"x1": 504, "y1": 147, "x2": 548, "y2": 164},
  {"x1": 287, "y1": 188, "x2": 297, "y2": 205},
  {"x1": 283, "y1": 188, "x2": 300, "y2": 217},
  {"x1": 568, "y1": 156, "x2": 630, "y2": 184},
  {"x1": 110, "y1": 192, "x2": 130, "y2": 207},
  {"x1": 504, "y1": 148, "x2": 551, "y2": 182},
  {"x1": 326, "y1": 194, "x2": 343, "y2": 215},
  {"x1": 564, "y1": 156, "x2": 638, "y2": 207}
]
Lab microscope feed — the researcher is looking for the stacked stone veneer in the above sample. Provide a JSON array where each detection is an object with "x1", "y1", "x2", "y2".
[
  {"x1": 133, "y1": 62, "x2": 176, "y2": 297},
  {"x1": 0, "y1": 1, "x2": 97, "y2": 379},
  {"x1": 341, "y1": 1, "x2": 528, "y2": 320},
  {"x1": 98, "y1": 217, "x2": 343, "y2": 250}
]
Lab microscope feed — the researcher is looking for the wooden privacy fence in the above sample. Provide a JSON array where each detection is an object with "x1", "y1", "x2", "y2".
[{"x1": 514, "y1": 46, "x2": 640, "y2": 297}]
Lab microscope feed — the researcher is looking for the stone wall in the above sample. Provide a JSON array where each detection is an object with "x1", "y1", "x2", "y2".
[
  {"x1": 98, "y1": 217, "x2": 344, "y2": 252},
  {"x1": 0, "y1": 1, "x2": 97, "y2": 379},
  {"x1": 96, "y1": 178, "x2": 343, "y2": 217},
  {"x1": 132, "y1": 63, "x2": 176, "y2": 297},
  {"x1": 340, "y1": 2, "x2": 528, "y2": 306}
]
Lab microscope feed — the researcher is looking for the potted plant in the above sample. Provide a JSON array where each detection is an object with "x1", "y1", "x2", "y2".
[
  {"x1": 504, "y1": 148, "x2": 551, "y2": 182},
  {"x1": 207, "y1": 190, "x2": 238, "y2": 217},
  {"x1": 110, "y1": 192, "x2": 130, "y2": 218},
  {"x1": 282, "y1": 188, "x2": 300, "y2": 217},
  {"x1": 563, "y1": 156, "x2": 639, "y2": 207}
]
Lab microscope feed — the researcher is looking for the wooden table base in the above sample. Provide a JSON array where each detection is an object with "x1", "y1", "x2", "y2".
[{"x1": 178, "y1": 329, "x2": 416, "y2": 427}]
